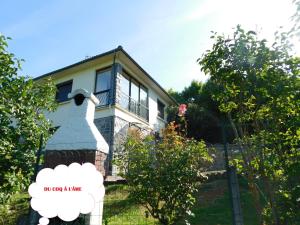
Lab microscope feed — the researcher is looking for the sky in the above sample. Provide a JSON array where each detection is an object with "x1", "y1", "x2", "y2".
[{"x1": 0, "y1": 0, "x2": 298, "y2": 91}]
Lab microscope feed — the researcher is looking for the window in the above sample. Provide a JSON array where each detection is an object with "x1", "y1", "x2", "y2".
[
  {"x1": 130, "y1": 80, "x2": 139, "y2": 114},
  {"x1": 157, "y1": 99, "x2": 165, "y2": 119},
  {"x1": 130, "y1": 80, "x2": 139, "y2": 102},
  {"x1": 119, "y1": 71, "x2": 149, "y2": 121},
  {"x1": 95, "y1": 68, "x2": 112, "y2": 106},
  {"x1": 120, "y1": 73, "x2": 130, "y2": 96},
  {"x1": 120, "y1": 73, "x2": 130, "y2": 109},
  {"x1": 56, "y1": 80, "x2": 72, "y2": 103},
  {"x1": 95, "y1": 68, "x2": 111, "y2": 93},
  {"x1": 140, "y1": 85, "x2": 148, "y2": 107},
  {"x1": 139, "y1": 85, "x2": 148, "y2": 120}
]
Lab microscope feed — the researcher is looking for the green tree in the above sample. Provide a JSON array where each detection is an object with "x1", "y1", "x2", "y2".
[
  {"x1": 115, "y1": 123, "x2": 212, "y2": 225},
  {"x1": 0, "y1": 35, "x2": 57, "y2": 204},
  {"x1": 199, "y1": 25, "x2": 300, "y2": 224},
  {"x1": 167, "y1": 80, "x2": 232, "y2": 143}
]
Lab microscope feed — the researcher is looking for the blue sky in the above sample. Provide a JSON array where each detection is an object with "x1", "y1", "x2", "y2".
[{"x1": 0, "y1": 0, "x2": 297, "y2": 91}]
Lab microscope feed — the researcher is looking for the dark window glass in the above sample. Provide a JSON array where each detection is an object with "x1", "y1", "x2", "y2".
[
  {"x1": 56, "y1": 81, "x2": 72, "y2": 102},
  {"x1": 157, "y1": 99, "x2": 165, "y2": 119},
  {"x1": 95, "y1": 69, "x2": 111, "y2": 93}
]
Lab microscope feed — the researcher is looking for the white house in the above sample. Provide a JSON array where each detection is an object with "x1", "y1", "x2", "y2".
[{"x1": 34, "y1": 46, "x2": 176, "y2": 174}]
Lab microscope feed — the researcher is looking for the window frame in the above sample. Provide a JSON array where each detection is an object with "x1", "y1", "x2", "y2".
[
  {"x1": 119, "y1": 71, "x2": 130, "y2": 97},
  {"x1": 55, "y1": 80, "x2": 73, "y2": 103},
  {"x1": 121, "y1": 69, "x2": 149, "y2": 107},
  {"x1": 139, "y1": 84, "x2": 148, "y2": 108},
  {"x1": 94, "y1": 66, "x2": 112, "y2": 95},
  {"x1": 157, "y1": 99, "x2": 165, "y2": 119},
  {"x1": 120, "y1": 69, "x2": 149, "y2": 121}
]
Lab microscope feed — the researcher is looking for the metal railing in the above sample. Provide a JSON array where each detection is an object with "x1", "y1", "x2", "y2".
[
  {"x1": 95, "y1": 90, "x2": 110, "y2": 106},
  {"x1": 119, "y1": 92, "x2": 149, "y2": 121}
]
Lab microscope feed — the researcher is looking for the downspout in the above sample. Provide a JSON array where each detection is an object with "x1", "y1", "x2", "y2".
[
  {"x1": 110, "y1": 47, "x2": 118, "y2": 106},
  {"x1": 109, "y1": 46, "x2": 120, "y2": 175}
]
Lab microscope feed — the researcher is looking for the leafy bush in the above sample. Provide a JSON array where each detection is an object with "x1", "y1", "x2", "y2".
[
  {"x1": 0, "y1": 34, "x2": 57, "y2": 222},
  {"x1": 115, "y1": 123, "x2": 213, "y2": 225}
]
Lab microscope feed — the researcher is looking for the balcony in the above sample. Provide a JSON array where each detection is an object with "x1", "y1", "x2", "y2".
[{"x1": 119, "y1": 92, "x2": 149, "y2": 121}]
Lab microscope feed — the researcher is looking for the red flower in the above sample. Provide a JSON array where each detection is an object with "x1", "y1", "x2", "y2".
[{"x1": 178, "y1": 104, "x2": 187, "y2": 117}]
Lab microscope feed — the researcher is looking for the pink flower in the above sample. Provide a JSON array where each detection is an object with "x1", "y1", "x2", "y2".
[{"x1": 178, "y1": 104, "x2": 187, "y2": 117}]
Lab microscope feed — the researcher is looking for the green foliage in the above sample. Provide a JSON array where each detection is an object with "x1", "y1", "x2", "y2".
[
  {"x1": 198, "y1": 25, "x2": 300, "y2": 224},
  {"x1": 168, "y1": 80, "x2": 204, "y2": 104},
  {"x1": 167, "y1": 81, "x2": 233, "y2": 143},
  {"x1": 0, "y1": 192, "x2": 30, "y2": 225},
  {"x1": 103, "y1": 184, "x2": 159, "y2": 225},
  {"x1": 0, "y1": 34, "x2": 57, "y2": 205},
  {"x1": 115, "y1": 123, "x2": 212, "y2": 225}
]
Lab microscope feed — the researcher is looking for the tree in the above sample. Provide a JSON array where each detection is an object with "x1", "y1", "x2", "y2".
[
  {"x1": 167, "y1": 80, "x2": 233, "y2": 143},
  {"x1": 198, "y1": 25, "x2": 300, "y2": 224},
  {"x1": 115, "y1": 123, "x2": 212, "y2": 225},
  {"x1": 0, "y1": 34, "x2": 57, "y2": 205}
]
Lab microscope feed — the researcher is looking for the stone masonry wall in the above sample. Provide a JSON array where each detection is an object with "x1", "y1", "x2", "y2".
[
  {"x1": 94, "y1": 117, "x2": 114, "y2": 146},
  {"x1": 94, "y1": 116, "x2": 114, "y2": 173}
]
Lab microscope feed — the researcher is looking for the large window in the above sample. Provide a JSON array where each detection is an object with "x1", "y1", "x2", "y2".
[
  {"x1": 157, "y1": 99, "x2": 165, "y2": 119},
  {"x1": 119, "y1": 71, "x2": 149, "y2": 121},
  {"x1": 95, "y1": 68, "x2": 112, "y2": 106},
  {"x1": 56, "y1": 80, "x2": 73, "y2": 103},
  {"x1": 130, "y1": 80, "x2": 139, "y2": 114},
  {"x1": 120, "y1": 73, "x2": 130, "y2": 96},
  {"x1": 139, "y1": 85, "x2": 148, "y2": 120}
]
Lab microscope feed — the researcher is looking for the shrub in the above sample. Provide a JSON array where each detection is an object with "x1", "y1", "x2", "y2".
[{"x1": 115, "y1": 123, "x2": 213, "y2": 225}]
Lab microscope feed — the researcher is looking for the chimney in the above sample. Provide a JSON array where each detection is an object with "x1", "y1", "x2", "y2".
[
  {"x1": 43, "y1": 89, "x2": 108, "y2": 225},
  {"x1": 44, "y1": 89, "x2": 109, "y2": 176}
]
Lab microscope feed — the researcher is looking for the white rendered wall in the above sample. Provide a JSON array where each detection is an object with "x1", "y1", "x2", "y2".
[
  {"x1": 43, "y1": 62, "x2": 170, "y2": 130},
  {"x1": 148, "y1": 88, "x2": 167, "y2": 131},
  {"x1": 45, "y1": 62, "x2": 113, "y2": 127}
]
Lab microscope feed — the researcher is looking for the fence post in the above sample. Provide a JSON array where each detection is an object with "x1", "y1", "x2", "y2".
[{"x1": 221, "y1": 121, "x2": 244, "y2": 225}]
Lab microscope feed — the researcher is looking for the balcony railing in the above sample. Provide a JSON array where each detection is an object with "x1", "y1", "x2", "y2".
[
  {"x1": 94, "y1": 90, "x2": 110, "y2": 106},
  {"x1": 120, "y1": 92, "x2": 149, "y2": 121}
]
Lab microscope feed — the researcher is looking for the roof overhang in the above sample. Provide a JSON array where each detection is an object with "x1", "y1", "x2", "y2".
[{"x1": 34, "y1": 46, "x2": 177, "y2": 105}]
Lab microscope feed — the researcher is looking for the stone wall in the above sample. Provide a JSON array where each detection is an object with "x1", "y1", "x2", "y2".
[
  {"x1": 94, "y1": 117, "x2": 114, "y2": 146},
  {"x1": 93, "y1": 116, "x2": 130, "y2": 175},
  {"x1": 94, "y1": 116, "x2": 114, "y2": 173}
]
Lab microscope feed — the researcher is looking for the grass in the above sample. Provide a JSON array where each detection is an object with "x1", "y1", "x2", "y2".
[
  {"x1": 103, "y1": 185, "x2": 159, "y2": 225},
  {"x1": 0, "y1": 178, "x2": 259, "y2": 225},
  {"x1": 103, "y1": 179, "x2": 259, "y2": 225},
  {"x1": 185, "y1": 179, "x2": 259, "y2": 225}
]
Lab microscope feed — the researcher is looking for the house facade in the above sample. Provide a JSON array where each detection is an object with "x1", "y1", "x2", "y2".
[{"x1": 35, "y1": 46, "x2": 176, "y2": 174}]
